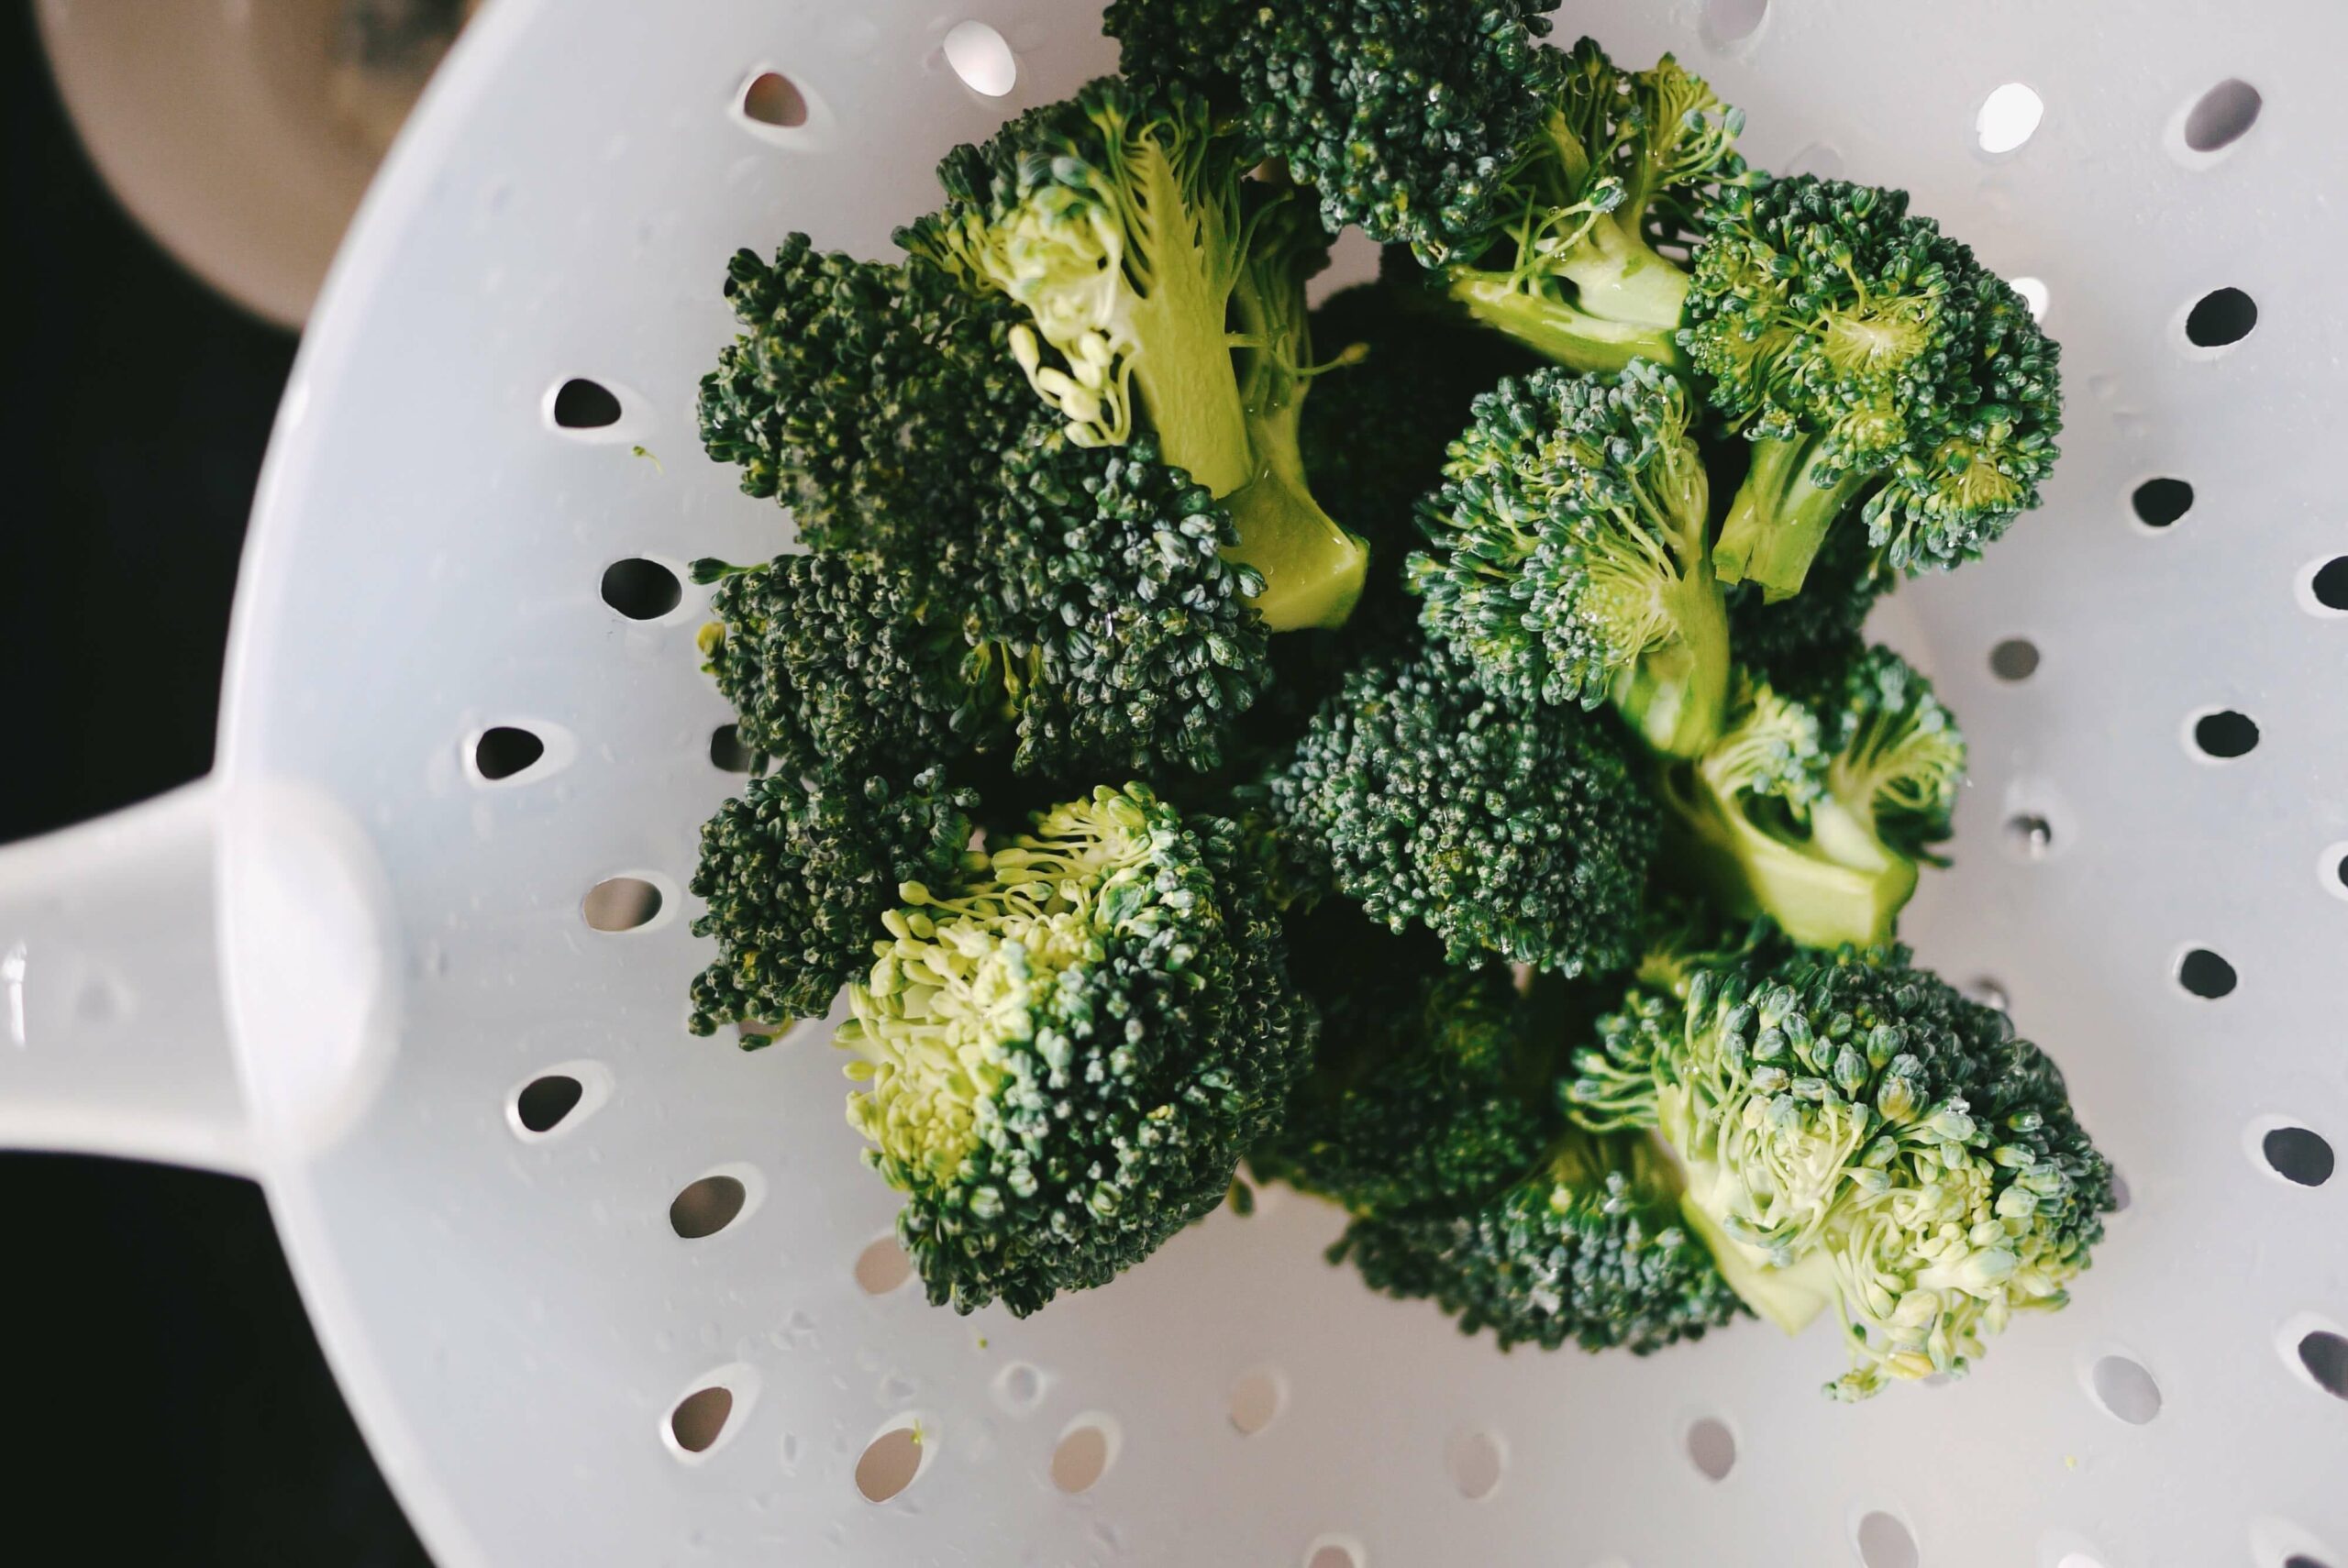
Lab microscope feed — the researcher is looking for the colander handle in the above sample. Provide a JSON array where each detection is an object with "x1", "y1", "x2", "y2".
[{"x1": 0, "y1": 779, "x2": 250, "y2": 1175}]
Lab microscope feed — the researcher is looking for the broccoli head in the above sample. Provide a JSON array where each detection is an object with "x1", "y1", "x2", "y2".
[
  {"x1": 694, "y1": 429, "x2": 1274, "y2": 778},
  {"x1": 687, "y1": 766, "x2": 980, "y2": 1033},
  {"x1": 1410, "y1": 360, "x2": 1730, "y2": 756},
  {"x1": 1686, "y1": 176, "x2": 2063, "y2": 600},
  {"x1": 1106, "y1": 0, "x2": 1557, "y2": 259},
  {"x1": 1426, "y1": 39, "x2": 1745, "y2": 372},
  {"x1": 903, "y1": 78, "x2": 1368, "y2": 631},
  {"x1": 1334, "y1": 1124, "x2": 1746, "y2": 1353},
  {"x1": 695, "y1": 553, "x2": 1002, "y2": 775},
  {"x1": 1659, "y1": 646, "x2": 1963, "y2": 948},
  {"x1": 697, "y1": 237, "x2": 1033, "y2": 558},
  {"x1": 1269, "y1": 645, "x2": 1658, "y2": 974},
  {"x1": 839, "y1": 784, "x2": 1316, "y2": 1315},
  {"x1": 1252, "y1": 907, "x2": 1551, "y2": 1218},
  {"x1": 1569, "y1": 945, "x2": 2115, "y2": 1398}
]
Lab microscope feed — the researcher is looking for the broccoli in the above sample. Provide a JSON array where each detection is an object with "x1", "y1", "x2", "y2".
[
  {"x1": 1106, "y1": 0, "x2": 1558, "y2": 259},
  {"x1": 903, "y1": 79, "x2": 1369, "y2": 631},
  {"x1": 1657, "y1": 645, "x2": 1963, "y2": 949},
  {"x1": 1334, "y1": 1123, "x2": 1746, "y2": 1353},
  {"x1": 1568, "y1": 944, "x2": 2115, "y2": 1398},
  {"x1": 697, "y1": 237, "x2": 1034, "y2": 560},
  {"x1": 1410, "y1": 361, "x2": 1731, "y2": 757},
  {"x1": 692, "y1": 439, "x2": 1273, "y2": 778},
  {"x1": 694, "y1": 553, "x2": 1000, "y2": 775},
  {"x1": 1687, "y1": 177, "x2": 2063, "y2": 600},
  {"x1": 1251, "y1": 907, "x2": 1551, "y2": 1218},
  {"x1": 1423, "y1": 39, "x2": 1745, "y2": 372},
  {"x1": 838, "y1": 784, "x2": 1316, "y2": 1315},
  {"x1": 1268, "y1": 644, "x2": 1658, "y2": 974},
  {"x1": 687, "y1": 766, "x2": 980, "y2": 1034}
]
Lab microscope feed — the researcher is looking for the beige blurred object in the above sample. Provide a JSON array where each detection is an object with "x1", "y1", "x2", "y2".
[{"x1": 36, "y1": 0, "x2": 471, "y2": 330}]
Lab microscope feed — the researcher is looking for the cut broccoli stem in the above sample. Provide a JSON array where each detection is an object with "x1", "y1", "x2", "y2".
[
  {"x1": 1224, "y1": 471, "x2": 1367, "y2": 630},
  {"x1": 1673, "y1": 1183, "x2": 1841, "y2": 1334},
  {"x1": 1636, "y1": 1084, "x2": 1840, "y2": 1332},
  {"x1": 1657, "y1": 762, "x2": 1916, "y2": 948},
  {"x1": 1444, "y1": 272, "x2": 1685, "y2": 374},
  {"x1": 1226, "y1": 211, "x2": 1368, "y2": 631},
  {"x1": 1610, "y1": 537, "x2": 1731, "y2": 759},
  {"x1": 1556, "y1": 215, "x2": 1692, "y2": 331},
  {"x1": 1713, "y1": 435, "x2": 1874, "y2": 601}
]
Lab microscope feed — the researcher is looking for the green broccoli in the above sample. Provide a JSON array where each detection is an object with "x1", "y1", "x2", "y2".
[
  {"x1": 1425, "y1": 39, "x2": 1745, "y2": 371},
  {"x1": 1105, "y1": 0, "x2": 1558, "y2": 259},
  {"x1": 692, "y1": 439, "x2": 1273, "y2": 778},
  {"x1": 1251, "y1": 906, "x2": 1551, "y2": 1217},
  {"x1": 687, "y1": 766, "x2": 980, "y2": 1033},
  {"x1": 1334, "y1": 1122, "x2": 1747, "y2": 1353},
  {"x1": 696, "y1": 237, "x2": 1033, "y2": 559},
  {"x1": 1268, "y1": 645, "x2": 1658, "y2": 974},
  {"x1": 1409, "y1": 360, "x2": 1731, "y2": 757},
  {"x1": 1658, "y1": 645, "x2": 1963, "y2": 949},
  {"x1": 839, "y1": 784, "x2": 1316, "y2": 1315},
  {"x1": 1687, "y1": 177, "x2": 2063, "y2": 599},
  {"x1": 1569, "y1": 944, "x2": 2115, "y2": 1398},
  {"x1": 902, "y1": 78, "x2": 1368, "y2": 631}
]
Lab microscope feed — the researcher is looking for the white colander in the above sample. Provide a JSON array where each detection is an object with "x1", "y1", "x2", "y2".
[{"x1": 5, "y1": 1, "x2": 2344, "y2": 1563}]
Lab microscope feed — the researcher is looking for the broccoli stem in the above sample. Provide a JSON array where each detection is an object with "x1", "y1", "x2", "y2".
[
  {"x1": 1645, "y1": 1085, "x2": 1839, "y2": 1332},
  {"x1": 1443, "y1": 272, "x2": 1686, "y2": 374},
  {"x1": 1657, "y1": 763, "x2": 1916, "y2": 948},
  {"x1": 1117, "y1": 138, "x2": 1257, "y2": 500},
  {"x1": 1611, "y1": 553, "x2": 1730, "y2": 758},
  {"x1": 1556, "y1": 217, "x2": 1692, "y2": 331},
  {"x1": 1227, "y1": 229, "x2": 1369, "y2": 632},
  {"x1": 1713, "y1": 436, "x2": 1873, "y2": 602}
]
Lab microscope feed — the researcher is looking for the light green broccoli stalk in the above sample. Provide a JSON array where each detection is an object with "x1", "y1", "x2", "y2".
[
  {"x1": 1409, "y1": 360, "x2": 1730, "y2": 756},
  {"x1": 903, "y1": 78, "x2": 1368, "y2": 630},
  {"x1": 1570, "y1": 945, "x2": 2115, "y2": 1399},
  {"x1": 839, "y1": 785, "x2": 1315, "y2": 1316},
  {"x1": 1659, "y1": 646, "x2": 1964, "y2": 949}
]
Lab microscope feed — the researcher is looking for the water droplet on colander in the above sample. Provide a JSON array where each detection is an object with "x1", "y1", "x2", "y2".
[{"x1": 2005, "y1": 813, "x2": 2054, "y2": 858}]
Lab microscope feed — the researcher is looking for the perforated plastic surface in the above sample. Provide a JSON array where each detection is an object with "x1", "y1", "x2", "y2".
[{"x1": 21, "y1": 1, "x2": 2348, "y2": 1565}]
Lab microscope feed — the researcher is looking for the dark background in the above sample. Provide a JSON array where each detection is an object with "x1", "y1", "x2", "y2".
[{"x1": 1, "y1": 9, "x2": 432, "y2": 1562}]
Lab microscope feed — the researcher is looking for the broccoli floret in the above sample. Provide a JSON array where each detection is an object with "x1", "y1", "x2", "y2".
[
  {"x1": 1687, "y1": 176, "x2": 2063, "y2": 600},
  {"x1": 1409, "y1": 361, "x2": 1730, "y2": 756},
  {"x1": 1568, "y1": 945, "x2": 2115, "y2": 1398},
  {"x1": 1269, "y1": 645, "x2": 1658, "y2": 974},
  {"x1": 695, "y1": 553, "x2": 1002, "y2": 774},
  {"x1": 839, "y1": 784, "x2": 1316, "y2": 1315},
  {"x1": 1726, "y1": 514, "x2": 1891, "y2": 686},
  {"x1": 1334, "y1": 1124, "x2": 1746, "y2": 1353},
  {"x1": 903, "y1": 79, "x2": 1368, "y2": 631},
  {"x1": 1106, "y1": 0, "x2": 1557, "y2": 259},
  {"x1": 697, "y1": 239, "x2": 1033, "y2": 558},
  {"x1": 1659, "y1": 646, "x2": 1963, "y2": 948},
  {"x1": 1252, "y1": 907, "x2": 1551, "y2": 1217},
  {"x1": 693, "y1": 432, "x2": 1273, "y2": 778},
  {"x1": 687, "y1": 766, "x2": 980, "y2": 1033},
  {"x1": 1428, "y1": 40, "x2": 1745, "y2": 372}
]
